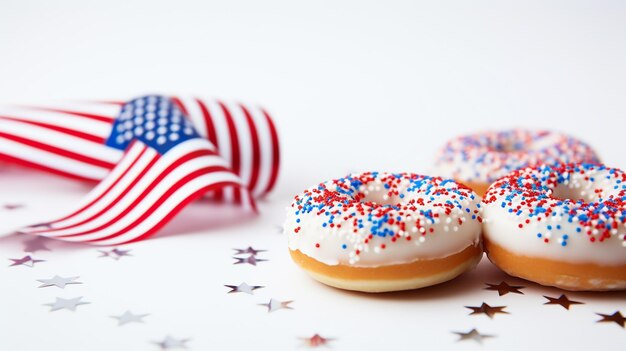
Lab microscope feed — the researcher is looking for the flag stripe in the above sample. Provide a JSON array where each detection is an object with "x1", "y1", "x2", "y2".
[
  {"x1": 1, "y1": 95, "x2": 279, "y2": 245},
  {"x1": 0, "y1": 137, "x2": 109, "y2": 180},
  {"x1": 27, "y1": 107, "x2": 114, "y2": 123},
  {"x1": 0, "y1": 116, "x2": 107, "y2": 144},
  {"x1": 239, "y1": 104, "x2": 262, "y2": 193},
  {"x1": 219, "y1": 101, "x2": 242, "y2": 203},
  {"x1": 39, "y1": 143, "x2": 149, "y2": 225},
  {"x1": 196, "y1": 98, "x2": 223, "y2": 201},
  {"x1": 262, "y1": 108, "x2": 280, "y2": 194},
  {"x1": 36, "y1": 140, "x2": 227, "y2": 236},
  {"x1": 0, "y1": 107, "x2": 112, "y2": 138}
]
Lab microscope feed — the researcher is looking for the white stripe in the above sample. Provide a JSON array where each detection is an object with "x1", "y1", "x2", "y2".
[
  {"x1": 0, "y1": 106, "x2": 112, "y2": 138},
  {"x1": 91, "y1": 171, "x2": 242, "y2": 245},
  {"x1": 42, "y1": 139, "x2": 230, "y2": 238},
  {"x1": 0, "y1": 119, "x2": 121, "y2": 164},
  {"x1": 205, "y1": 99, "x2": 234, "y2": 202},
  {"x1": 43, "y1": 146, "x2": 158, "y2": 230},
  {"x1": 20, "y1": 143, "x2": 147, "y2": 234},
  {"x1": 239, "y1": 189, "x2": 254, "y2": 212},
  {"x1": 227, "y1": 101, "x2": 253, "y2": 187},
  {"x1": 46, "y1": 163, "x2": 237, "y2": 242},
  {"x1": 0, "y1": 137, "x2": 109, "y2": 179},
  {"x1": 177, "y1": 97, "x2": 207, "y2": 138},
  {"x1": 247, "y1": 105, "x2": 273, "y2": 196},
  {"x1": 31, "y1": 101, "x2": 120, "y2": 119}
]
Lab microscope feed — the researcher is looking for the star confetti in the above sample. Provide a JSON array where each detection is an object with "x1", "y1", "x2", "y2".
[
  {"x1": 233, "y1": 255, "x2": 267, "y2": 266},
  {"x1": 37, "y1": 275, "x2": 82, "y2": 289},
  {"x1": 225, "y1": 283, "x2": 264, "y2": 295},
  {"x1": 23, "y1": 236, "x2": 52, "y2": 253},
  {"x1": 111, "y1": 310, "x2": 149, "y2": 326},
  {"x1": 153, "y1": 335, "x2": 190, "y2": 350},
  {"x1": 453, "y1": 328, "x2": 495, "y2": 344},
  {"x1": 259, "y1": 298, "x2": 293, "y2": 313},
  {"x1": 300, "y1": 334, "x2": 334, "y2": 348},
  {"x1": 9, "y1": 255, "x2": 45, "y2": 268},
  {"x1": 466, "y1": 303, "x2": 509, "y2": 319},
  {"x1": 596, "y1": 311, "x2": 626, "y2": 328},
  {"x1": 44, "y1": 296, "x2": 90, "y2": 312},
  {"x1": 233, "y1": 246, "x2": 266, "y2": 256},
  {"x1": 484, "y1": 281, "x2": 524, "y2": 296},
  {"x1": 543, "y1": 295, "x2": 584, "y2": 310},
  {"x1": 98, "y1": 248, "x2": 132, "y2": 260},
  {"x1": 2, "y1": 203, "x2": 23, "y2": 210}
]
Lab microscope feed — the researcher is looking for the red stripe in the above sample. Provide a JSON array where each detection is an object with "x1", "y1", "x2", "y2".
[
  {"x1": 239, "y1": 104, "x2": 261, "y2": 192},
  {"x1": 59, "y1": 166, "x2": 233, "y2": 240},
  {"x1": 42, "y1": 145, "x2": 149, "y2": 226},
  {"x1": 0, "y1": 152, "x2": 98, "y2": 183},
  {"x1": 41, "y1": 150, "x2": 160, "y2": 233},
  {"x1": 27, "y1": 107, "x2": 114, "y2": 123},
  {"x1": 196, "y1": 98, "x2": 223, "y2": 201},
  {"x1": 195, "y1": 99, "x2": 218, "y2": 147},
  {"x1": 0, "y1": 133, "x2": 116, "y2": 170},
  {"x1": 54, "y1": 150, "x2": 222, "y2": 237},
  {"x1": 170, "y1": 97, "x2": 189, "y2": 116},
  {"x1": 262, "y1": 108, "x2": 280, "y2": 194},
  {"x1": 114, "y1": 180, "x2": 244, "y2": 244},
  {"x1": 0, "y1": 115, "x2": 107, "y2": 144},
  {"x1": 218, "y1": 101, "x2": 242, "y2": 203}
]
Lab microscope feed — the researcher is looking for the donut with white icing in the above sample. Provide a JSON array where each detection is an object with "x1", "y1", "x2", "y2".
[
  {"x1": 284, "y1": 172, "x2": 483, "y2": 293},
  {"x1": 482, "y1": 163, "x2": 626, "y2": 291},
  {"x1": 433, "y1": 129, "x2": 600, "y2": 196}
]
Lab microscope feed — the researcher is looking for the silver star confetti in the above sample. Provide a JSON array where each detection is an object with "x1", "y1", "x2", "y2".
[
  {"x1": 44, "y1": 296, "x2": 90, "y2": 312},
  {"x1": 111, "y1": 310, "x2": 149, "y2": 326},
  {"x1": 259, "y1": 298, "x2": 293, "y2": 313},
  {"x1": 37, "y1": 275, "x2": 82, "y2": 289},
  {"x1": 153, "y1": 335, "x2": 190, "y2": 350},
  {"x1": 98, "y1": 248, "x2": 132, "y2": 260},
  {"x1": 225, "y1": 283, "x2": 264, "y2": 295},
  {"x1": 233, "y1": 255, "x2": 267, "y2": 266},
  {"x1": 23, "y1": 236, "x2": 53, "y2": 253},
  {"x1": 233, "y1": 246, "x2": 266, "y2": 256},
  {"x1": 453, "y1": 328, "x2": 494, "y2": 344},
  {"x1": 9, "y1": 255, "x2": 45, "y2": 267}
]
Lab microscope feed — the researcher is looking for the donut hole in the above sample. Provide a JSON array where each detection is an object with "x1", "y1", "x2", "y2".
[
  {"x1": 485, "y1": 130, "x2": 556, "y2": 154},
  {"x1": 359, "y1": 186, "x2": 402, "y2": 206},
  {"x1": 551, "y1": 183, "x2": 597, "y2": 203}
]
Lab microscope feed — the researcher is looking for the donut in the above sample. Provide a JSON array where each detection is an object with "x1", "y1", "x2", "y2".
[
  {"x1": 284, "y1": 172, "x2": 483, "y2": 293},
  {"x1": 482, "y1": 163, "x2": 626, "y2": 291},
  {"x1": 433, "y1": 129, "x2": 600, "y2": 197}
]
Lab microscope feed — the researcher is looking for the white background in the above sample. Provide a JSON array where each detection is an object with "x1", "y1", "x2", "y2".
[{"x1": 1, "y1": 1, "x2": 626, "y2": 350}]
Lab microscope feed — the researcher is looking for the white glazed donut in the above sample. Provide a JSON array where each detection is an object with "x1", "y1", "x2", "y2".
[
  {"x1": 284, "y1": 172, "x2": 483, "y2": 293},
  {"x1": 482, "y1": 163, "x2": 626, "y2": 291},
  {"x1": 433, "y1": 129, "x2": 600, "y2": 196}
]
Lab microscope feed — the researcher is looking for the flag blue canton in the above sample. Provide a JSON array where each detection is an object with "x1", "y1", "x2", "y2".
[{"x1": 106, "y1": 95, "x2": 201, "y2": 154}]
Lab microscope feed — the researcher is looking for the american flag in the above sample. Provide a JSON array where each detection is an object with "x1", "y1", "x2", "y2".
[{"x1": 0, "y1": 95, "x2": 279, "y2": 245}]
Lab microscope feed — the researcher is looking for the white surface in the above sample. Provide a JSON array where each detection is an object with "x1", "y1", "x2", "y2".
[{"x1": 1, "y1": 1, "x2": 626, "y2": 350}]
